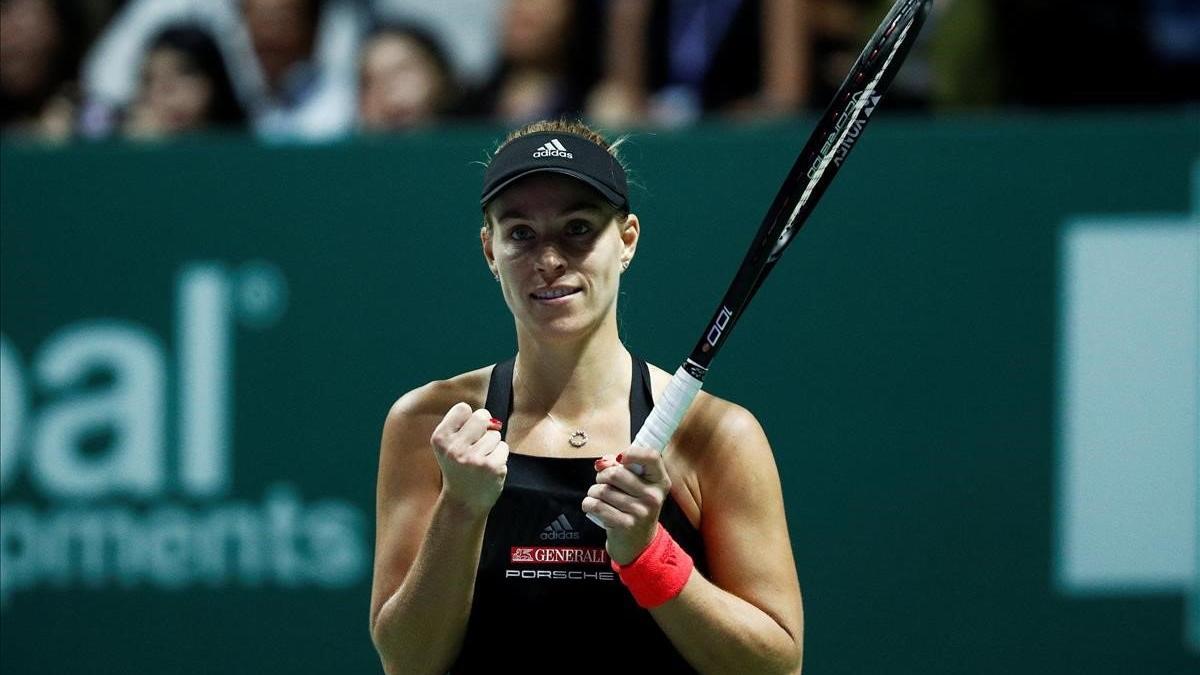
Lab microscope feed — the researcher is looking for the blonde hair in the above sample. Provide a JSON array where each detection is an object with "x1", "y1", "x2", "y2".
[{"x1": 494, "y1": 118, "x2": 627, "y2": 164}]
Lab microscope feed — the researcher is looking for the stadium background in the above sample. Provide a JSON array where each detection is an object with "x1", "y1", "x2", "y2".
[{"x1": 2, "y1": 1, "x2": 1199, "y2": 674}]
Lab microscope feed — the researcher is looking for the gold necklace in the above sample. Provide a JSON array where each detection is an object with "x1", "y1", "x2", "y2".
[{"x1": 514, "y1": 359, "x2": 623, "y2": 448}]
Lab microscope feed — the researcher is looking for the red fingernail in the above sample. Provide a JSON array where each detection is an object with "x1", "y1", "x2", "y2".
[
  {"x1": 593, "y1": 458, "x2": 605, "y2": 472},
  {"x1": 489, "y1": 418, "x2": 503, "y2": 428},
  {"x1": 615, "y1": 453, "x2": 624, "y2": 463}
]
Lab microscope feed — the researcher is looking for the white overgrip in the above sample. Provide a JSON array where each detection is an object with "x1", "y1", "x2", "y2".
[
  {"x1": 633, "y1": 365, "x2": 704, "y2": 452},
  {"x1": 587, "y1": 365, "x2": 704, "y2": 528}
]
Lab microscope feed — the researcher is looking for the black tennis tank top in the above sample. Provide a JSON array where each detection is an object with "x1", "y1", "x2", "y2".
[{"x1": 449, "y1": 355, "x2": 706, "y2": 673}]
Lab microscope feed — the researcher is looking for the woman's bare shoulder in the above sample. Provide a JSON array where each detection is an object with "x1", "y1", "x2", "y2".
[
  {"x1": 643, "y1": 361, "x2": 767, "y2": 454},
  {"x1": 383, "y1": 364, "x2": 495, "y2": 438},
  {"x1": 644, "y1": 361, "x2": 772, "y2": 525}
]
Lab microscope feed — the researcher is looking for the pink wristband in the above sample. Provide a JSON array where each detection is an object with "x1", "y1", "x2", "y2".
[{"x1": 611, "y1": 523, "x2": 694, "y2": 608}]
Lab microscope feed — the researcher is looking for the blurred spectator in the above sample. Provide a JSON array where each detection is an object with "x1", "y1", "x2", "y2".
[
  {"x1": 124, "y1": 25, "x2": 247, "y2": 138},
  {"x1": 81, "y1": 0, "x2": 364, "y2": 141},
  {"x1": 244, "y1": 0, "x2": 317, "y2": 90},
  {"x1": 358, "y1": 23, "x2": 458, "y2": 132},
  {"x1": 10, "y1": 0, "x2": 1190, "y2": 144},
  {"x1": 372, "y1": 0, "x2": 502, "y2": 87},
  {"x1": 80, "y1": 0, "x2": 244, "y2": 137},
  {"x1": 0, "y1": 0, "x2": 84, "y2": 140},
  {"x1": 228, "y1": 0, "x2": 364, "y2": 139},
  {"x1": 589, "y1": 0, "x2": 810, "y2": 127},
  {"x1": 460, "y1": 0, "x2": 603, "y2": 125}
]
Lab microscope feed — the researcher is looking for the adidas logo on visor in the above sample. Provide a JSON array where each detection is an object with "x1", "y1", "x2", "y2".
[
  {"x1": 539, "y1": 513, "x2": 581, "y2": 540},
  {"x1": 532, "y1": 138, "x2": 573, "y2": 159}
]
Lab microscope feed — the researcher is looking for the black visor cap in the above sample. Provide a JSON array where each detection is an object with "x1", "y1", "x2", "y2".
[{"x1": 480, "y1": 132, "x2": 629, "y2": 211}]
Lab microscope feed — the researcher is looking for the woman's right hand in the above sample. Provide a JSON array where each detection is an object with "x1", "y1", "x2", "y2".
[{"x1": 429, "y1": 403, "x2": 510, "y2": 515}]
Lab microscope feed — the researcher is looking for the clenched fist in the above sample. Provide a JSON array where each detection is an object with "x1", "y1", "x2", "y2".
[{"x1": 429, "y1": 403, "x2": 510, "y2": 515}]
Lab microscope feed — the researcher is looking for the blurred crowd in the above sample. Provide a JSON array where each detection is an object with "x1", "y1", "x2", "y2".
[{"x1": 1, "y1": 0, "x2": 1197, "y2": 142}]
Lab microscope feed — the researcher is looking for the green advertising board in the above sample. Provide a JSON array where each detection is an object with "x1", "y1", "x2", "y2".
[{"x1": 2, "y1": 111, "x2": 1198, "y2": 674}]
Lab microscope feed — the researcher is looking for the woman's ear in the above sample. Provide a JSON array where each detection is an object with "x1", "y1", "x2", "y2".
[
  {"x1": 481, "y1": 224, "x2": 498, "y2": 278},
  {"x1": 620, "y1": 213, "x2": 640, "y2": 265}
]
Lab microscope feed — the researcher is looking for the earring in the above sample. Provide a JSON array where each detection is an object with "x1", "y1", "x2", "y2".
[
  {"x1": 620, "y1": 260, "x2": 630, "y2": 272},
  {"x1": 492, "y1": 270, "x2": 500, "y2": 281}
]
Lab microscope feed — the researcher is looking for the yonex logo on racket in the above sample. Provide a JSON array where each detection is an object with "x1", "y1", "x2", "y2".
[
  {"x1": 807, "y1": 89, "x2": 880, "y2": 180},
  {"x1": 533, "y1": 138, "x2": 573, "y2": 159}
]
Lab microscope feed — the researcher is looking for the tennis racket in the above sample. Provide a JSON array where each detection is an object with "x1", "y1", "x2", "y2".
[{"x1": 633, "y1": 0, "x2": 933, "y2": 457}]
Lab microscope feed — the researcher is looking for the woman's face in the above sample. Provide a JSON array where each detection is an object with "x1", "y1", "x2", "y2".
[
  {"x1": 139, "y1": 48, "x2": 213, "y2": 133},
  {"x1": 359, "y1": 34, "x2": 444, "y2": 131},
  {"x1": 502, "y1": 0, "x2": 571, "y2": 66},
  {"x1": 483, "y1": 174, "x2": 637, "y2": 342},
  {"x1": 0, "y1": 0, "x2": 62, "y2": 99},
  {"x1": 243, "y1": 0, "x2": 314, "y2": 88}
]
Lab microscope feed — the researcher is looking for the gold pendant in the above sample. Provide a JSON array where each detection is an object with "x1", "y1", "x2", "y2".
[{"x1": 569, "y1": 430, "x2": 588, "y2": 448}]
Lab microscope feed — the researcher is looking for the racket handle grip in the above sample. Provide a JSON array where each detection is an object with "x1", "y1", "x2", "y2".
[
  {"x1": 634, "y1": 365, "x2": 704, "y2": 453},
  {"x1": 586, "y1": 365, "x2": 704, "y2": 529}
]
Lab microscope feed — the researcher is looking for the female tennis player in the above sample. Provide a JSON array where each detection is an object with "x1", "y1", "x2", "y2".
[{"x1": 369, "y1": 119, "x2": 803, "y2": 674}]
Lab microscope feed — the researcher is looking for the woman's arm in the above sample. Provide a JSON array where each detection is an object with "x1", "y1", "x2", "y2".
[
  {"x1": 586, "y1": 0, "x2": 652, "y2": 126},
  {"x1": 369, "y1": 386, "x2": 509, "y2": 675},
  {"x1": 760, "y1": 0, "x2": 813, "y2": 113},
  {"x1": 585, "y1": 403, "x2": 803, "y2": 674}
]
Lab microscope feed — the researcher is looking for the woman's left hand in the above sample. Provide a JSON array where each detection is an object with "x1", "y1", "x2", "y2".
[{"x1": 582, "y1": 446, "x2": 670, "y2": 565}]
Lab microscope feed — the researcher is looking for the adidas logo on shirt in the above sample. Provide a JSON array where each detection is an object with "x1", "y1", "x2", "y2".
[
  {"x1": 532, "y1": 138, "x2": 573, "y2": 159},
  {"x1": 539, "y1": 513, "x2": 581, "y2": 540}
]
